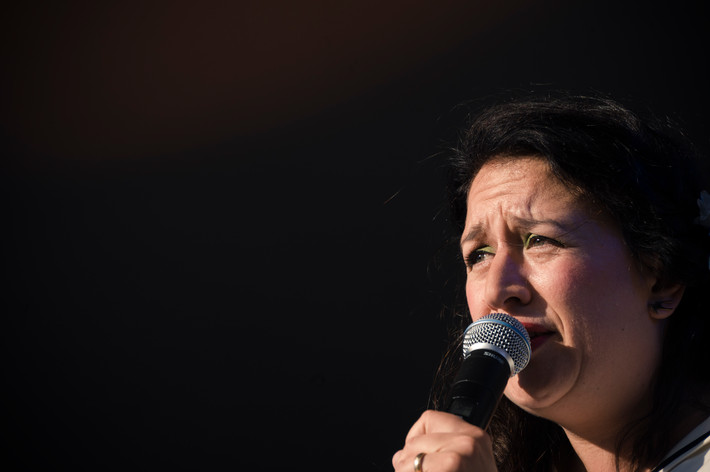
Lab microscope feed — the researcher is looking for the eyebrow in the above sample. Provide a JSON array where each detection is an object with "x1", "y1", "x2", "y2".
[
  {"x1": 459, "y1": 216, "x2": 569, "y2": 249},
  {"x1": 459, "y1": 223, "x2": 486, "y2": 248}
]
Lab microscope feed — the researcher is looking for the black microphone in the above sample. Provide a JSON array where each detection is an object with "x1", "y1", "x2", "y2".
[{"x1": 446, "y1": 313, "x2": 531, "y2": 429}]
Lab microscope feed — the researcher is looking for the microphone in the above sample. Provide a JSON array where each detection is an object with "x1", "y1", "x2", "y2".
[{"x1": 446, "y1": 313, "x2": 531, "y2": 429}]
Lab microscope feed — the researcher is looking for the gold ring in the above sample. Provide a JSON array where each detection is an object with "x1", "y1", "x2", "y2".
[{"x1": 413, "y1": 452, "x2": 426, "y2": 472}]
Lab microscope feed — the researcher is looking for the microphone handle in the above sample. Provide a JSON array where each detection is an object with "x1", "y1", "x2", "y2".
[{"x1": 446, "y1": 348, "x2": 511, "y2": 429}]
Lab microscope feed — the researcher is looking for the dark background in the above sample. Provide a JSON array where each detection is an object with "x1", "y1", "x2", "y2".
[{"x1": 2, "y1": 1, "x2": 709, "y2": 471}]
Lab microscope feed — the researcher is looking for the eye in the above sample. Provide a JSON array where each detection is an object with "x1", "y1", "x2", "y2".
[
  {"x1": 524, "y1": 233, "x2": 563, "y2": 249},
  {"x1": 464, "y1": 246, "x2": 495, "y2": 268}
]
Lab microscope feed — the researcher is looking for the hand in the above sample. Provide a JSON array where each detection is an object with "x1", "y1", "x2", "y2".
[{"x1": 392, "y1": 410, "x2": 498, "y2": 472}]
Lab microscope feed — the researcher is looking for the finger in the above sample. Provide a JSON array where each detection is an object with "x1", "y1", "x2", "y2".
[
  {"x1": 405, "y1": 410, "x2": 484, "y2": 443},
  {"x1": 393, "y1": 449, "x2": 430, "y2": 472},
  {"x1": 394, "y1": 449, "x2": 487, "y2": 472},
  {"x1": 392, "y1": 449, "x2": 402, "y2": 468}
]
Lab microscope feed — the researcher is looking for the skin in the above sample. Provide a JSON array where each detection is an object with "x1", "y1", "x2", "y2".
[{"x1": 393, "y1": 156, "x2": 683, "y2": 472}]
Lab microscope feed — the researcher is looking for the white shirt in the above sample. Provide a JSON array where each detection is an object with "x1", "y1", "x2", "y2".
[{"x1": 656, "y1": 416, "x2": 710, "y2": 471}]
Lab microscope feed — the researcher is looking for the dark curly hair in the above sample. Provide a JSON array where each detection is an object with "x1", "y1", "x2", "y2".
[{"x1": 434, "y1": 93, "x2": 710, "y2": 471}]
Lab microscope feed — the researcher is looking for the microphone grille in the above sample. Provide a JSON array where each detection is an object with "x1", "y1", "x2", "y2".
[{"x1": 462, "y1": 313, "x2": 531, "y2": 376}]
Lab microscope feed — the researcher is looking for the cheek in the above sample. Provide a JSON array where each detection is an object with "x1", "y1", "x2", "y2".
[
  {"x1": 464, "y1": 279, "x2": 487, "y2": 320},
  {"x1": 538, "y1": 251, "x2": 636, "y2": 316},
  {"x1": 544, "y1": 257, "x2": 661, "y2": 380},
  {"x1": 465, "y1": 282, "x2": 475, "y2": 316},
  {"x1": 557, "y1": 258, "x2": 650, "y2": 327}
]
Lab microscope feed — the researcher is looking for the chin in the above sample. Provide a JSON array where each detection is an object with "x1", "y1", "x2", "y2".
[{"x1": 504, "y1": 353, "x2": 578, "y2": 415}]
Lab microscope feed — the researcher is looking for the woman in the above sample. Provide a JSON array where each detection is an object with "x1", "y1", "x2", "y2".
[{"x1": 393, "y1": 94, "x2": 710, "y2": 471}]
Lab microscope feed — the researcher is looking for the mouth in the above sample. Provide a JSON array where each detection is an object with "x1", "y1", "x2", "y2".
[{"x1": 522, "y1": 324, "x2": 557, "y2": 352}]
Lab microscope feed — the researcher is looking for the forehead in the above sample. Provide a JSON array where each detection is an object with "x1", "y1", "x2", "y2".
[
  {"x1": 467, "y1": 157, "x2": 575, "y2": 211},
  {"x1": 461, "y1": 157, "x2": 599, "y2": 247}
]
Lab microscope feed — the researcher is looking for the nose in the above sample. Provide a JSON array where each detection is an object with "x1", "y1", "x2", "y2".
[{"x1": 483, "y1": 247, "x2": 532, "y2": 310}]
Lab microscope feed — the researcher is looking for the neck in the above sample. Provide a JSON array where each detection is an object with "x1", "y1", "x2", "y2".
[
  {"x1": 561, "y1": 406, "x2": 709, "y2": 472},
  {"x1": 562, "y1": 428, "x2": 646, "y2": 472}
]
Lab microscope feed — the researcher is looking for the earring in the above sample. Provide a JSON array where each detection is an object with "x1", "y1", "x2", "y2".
[{"x1": 650, "y1": 300, "x2": 674, "y2": 313}]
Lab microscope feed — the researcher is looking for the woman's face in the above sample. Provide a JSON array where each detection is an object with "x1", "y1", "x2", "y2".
[{"x1": 461, "y1": 157, "x2": 668, "y2": 434}]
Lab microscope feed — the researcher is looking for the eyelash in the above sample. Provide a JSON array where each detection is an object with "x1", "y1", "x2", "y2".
[
  {"x1": 464, "y1": 247, "x2": 494, "y2": 268},
  {"x1": 464, "y1": 234, "x2": 563, "y2": 268},
  {"x1": 525, "y1": 234, "x2": 557, "y2": 248}
]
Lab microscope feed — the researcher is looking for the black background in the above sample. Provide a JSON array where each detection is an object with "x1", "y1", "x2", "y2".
[{"x1": 3, "y1": 1, "x2": 709, "y2": 471}]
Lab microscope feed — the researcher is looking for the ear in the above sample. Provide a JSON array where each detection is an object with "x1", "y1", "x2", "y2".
[{"x1": 648, "y1": 284, "x2": 685, "y2": 320}]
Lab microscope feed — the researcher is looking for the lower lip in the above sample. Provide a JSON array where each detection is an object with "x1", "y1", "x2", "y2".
[{"x1": 530, "y1": 333, "x2": 554, "y2": 352}]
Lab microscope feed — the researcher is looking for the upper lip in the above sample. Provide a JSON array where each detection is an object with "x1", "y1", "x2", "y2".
[
  {"x1": 478, "y1": 313, "x2": 557, "y2": 338},
  {"x1": 519, "y1": 321, "x2": 556, "y2": 338}
]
